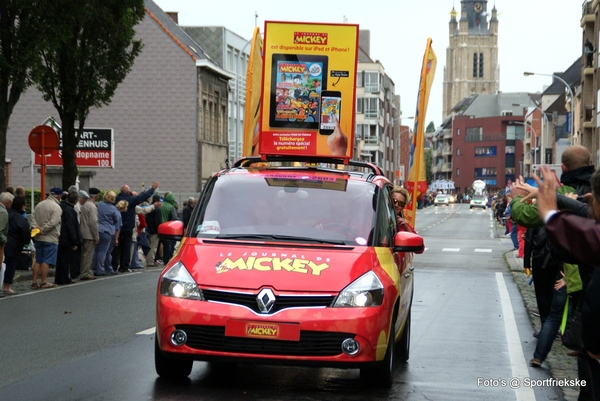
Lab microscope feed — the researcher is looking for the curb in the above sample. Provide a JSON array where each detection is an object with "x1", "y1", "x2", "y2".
[{"x1": 496, "y1": 222, "x2": 579, "y2": 401}]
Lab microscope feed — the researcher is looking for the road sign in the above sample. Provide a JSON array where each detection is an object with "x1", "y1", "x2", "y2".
[
  {"x1": 34, "y1": 128, "x2": 114, "y2": 168},
  {"x1": 28, "y1": 125, "x2": 59, "y2": 155}
]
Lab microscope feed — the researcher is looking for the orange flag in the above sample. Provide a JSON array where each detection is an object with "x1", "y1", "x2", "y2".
[
  {"x1": 243, "y1": 27, "x2": 263, "y2": 156},
  {"x1": 404, "y1": 38, "x2": 436, "y2": 229}
]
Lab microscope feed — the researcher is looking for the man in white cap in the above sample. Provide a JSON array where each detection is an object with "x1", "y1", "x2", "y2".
[{"x1": 78, "y1": 190, "x2": 98, "y2": 280}]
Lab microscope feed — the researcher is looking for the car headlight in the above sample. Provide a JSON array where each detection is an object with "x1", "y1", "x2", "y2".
[
  {"x1": 159, "y1": 261, "x2": 204, "y2": 300},
  {"x1": 333, "y1": 271, "x2": 384, "y2": 307}
]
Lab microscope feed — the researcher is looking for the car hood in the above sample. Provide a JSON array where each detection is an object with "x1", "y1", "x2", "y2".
[{"x1": 172, "y1": 238, "x2": 386, "y2": 292}]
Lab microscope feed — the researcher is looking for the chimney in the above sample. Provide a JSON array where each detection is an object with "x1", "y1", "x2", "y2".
[{"x1": 166, "y1": 12, "x2": 178, "y2": 24}]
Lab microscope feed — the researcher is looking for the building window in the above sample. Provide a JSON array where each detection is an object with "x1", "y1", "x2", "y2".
[
  {"x1": 456, "y1": 168, "x2": 460, "y2": 176},
  {"x1": 356, "y1": 71, "x2": 363, "y2": 87},
  {"x1": 474, "y1": 167, "x2": 497, "y2": 178},
  {"x1": 356, "y1": 97, "x2": 363, "y2": 113},
  {"x1": 364, "y1": 98, "x2": 378, "y2": 118},
  {"x1": 364, "y1": 72, "x2": 379, "y2": 93},
  {"x1": 506, "y1": 125, "x2": 524, "y2": 140},
  {"x1": 473, "y1": 53, "x2": 478, "y2": 78},
  {"x1": 456, "y1": 148, "x2": 460, "y2": 156},
  {"x1": 465, "y1": 127, "x2": 483, "y2": 142},
  {"x1": 479, "y1": 53, "x2": 484, "y2": 77},
  {"x1": 475, "y1": 146, "x2": 497, "y2": 157}
]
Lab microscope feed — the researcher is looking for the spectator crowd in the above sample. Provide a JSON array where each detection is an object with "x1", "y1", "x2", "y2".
[{"x1": 0, "y1": 183, "x2": 196, "y2": 297}]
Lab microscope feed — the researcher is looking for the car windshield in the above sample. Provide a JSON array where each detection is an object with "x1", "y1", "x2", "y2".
[
  {"x1": 436, "y1": 195, "x2": 446, "y2": 199},
  {"x1": 190, "y1": 170, "x2": 377, "y2": 246},
  {"x1": 473, "y1": 195, "x2": 485, "y2": 200}
]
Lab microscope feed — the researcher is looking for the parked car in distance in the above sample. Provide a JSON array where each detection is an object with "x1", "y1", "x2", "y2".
[
  {"x1": 470, "y1": 194, "x2": 487, "y2": 209},
  {"x1": 434, "y1": 194, "x2": 449, "y2": 206}
]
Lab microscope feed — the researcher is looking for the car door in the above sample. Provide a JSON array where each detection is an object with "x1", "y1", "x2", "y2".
[{"x1": 376, "y1": 184, "x2": 411, "y2": 333}]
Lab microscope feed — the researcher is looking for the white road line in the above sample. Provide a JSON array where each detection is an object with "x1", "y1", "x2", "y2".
[
  {"x1": 442, "y1": 248, "x2": 460, "y2": 252},
  {"x1": 474, "y1": 249, "x2": 492, "y2": 253},
  {"x1": 137, "y1": 327, "x2": 155, "y2": 335},
  {"x1": 495, "y1": 272, "x2": 535, "y2": 401}
]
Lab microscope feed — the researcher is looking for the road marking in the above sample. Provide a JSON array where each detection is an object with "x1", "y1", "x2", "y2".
[
  {"x1": 495, "y1": 272, "x2": 535, "y2": 401},
  {"x1": 474, "y1": 249, "x2": 492, "y2": 252},
  {"x1": 137, "y1": 327, "x2": 155, "y2": 335},
  {"x1": 442, "y1": 248, "x2": 460, "y2": 252}
]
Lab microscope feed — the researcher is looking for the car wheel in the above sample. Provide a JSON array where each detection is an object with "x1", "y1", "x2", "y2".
[
  {"x1": 155, "y1": 334, "x2": 193, "y2": 380},
  {"x1": 470, "y1": 206, "x2": 472, "y2": 209},
  {"x1": 396, "y1": 309, "x2": 411, "y2": 363},
  {"x1": 360, "y1": 321, "x2": 395, "y2": 387}
]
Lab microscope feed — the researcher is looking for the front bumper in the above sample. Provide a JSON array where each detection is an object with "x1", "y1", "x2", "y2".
[{"x1": 156, "y1": 295, "x2": 393, "y2": 366}]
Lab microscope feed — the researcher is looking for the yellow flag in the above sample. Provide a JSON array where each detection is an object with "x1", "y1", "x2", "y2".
[
  {"x1": 404, "y1": 38, "x2": 436, "y2": 229},
  {"x1": 243, "y1": 27, "x2": 263, "y2": 156}
]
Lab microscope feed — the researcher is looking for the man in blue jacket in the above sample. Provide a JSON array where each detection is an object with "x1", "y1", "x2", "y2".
[{"x1": 114, "y1": 181, "x2": 159, "y2": 272}]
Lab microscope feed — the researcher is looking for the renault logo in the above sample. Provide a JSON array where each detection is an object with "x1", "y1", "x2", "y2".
[{"x1": 256, "y1": 288, "x2": 276, "y2": 313}]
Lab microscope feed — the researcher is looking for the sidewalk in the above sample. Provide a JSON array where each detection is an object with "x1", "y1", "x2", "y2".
[
  {"x1": 498, "y1": 223, "x2": 579, "y2": 401},
  {"x1": 5, "y1": 255, "x2": 164, "y2": 296}
]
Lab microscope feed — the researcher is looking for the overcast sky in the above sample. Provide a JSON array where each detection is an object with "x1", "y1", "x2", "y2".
[{"x1": 153, "y1": 0, "x2": 583, "y2": 127}]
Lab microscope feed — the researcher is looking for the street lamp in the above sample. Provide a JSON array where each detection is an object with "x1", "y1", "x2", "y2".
[
  {"x1": 524, "y1": 71, "x2": 574, "y2": 145},
  {"x1": 513, "y1": 103, "x2": 551, "y2": 163}
]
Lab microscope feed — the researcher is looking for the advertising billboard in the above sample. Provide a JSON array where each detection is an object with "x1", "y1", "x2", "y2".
[
  {"x1": 259, "y1": 21, "x2": 359, "y2": 159},
  {"x1": 34, "y1": 128, "x2": 114, "y2": 168}
]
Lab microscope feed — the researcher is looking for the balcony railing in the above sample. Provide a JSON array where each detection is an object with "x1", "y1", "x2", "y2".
[
  {"x1": 364, "y1": 110, "x2": 378, "y2": 119},
  {"x1": 364, "y1": 84, "x2": 379, "y2": 93},
  {"x1": 363, "y1": 135, "x2": 379, "y2": 145}
]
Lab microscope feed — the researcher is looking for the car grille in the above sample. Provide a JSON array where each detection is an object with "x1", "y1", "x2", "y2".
[
  {"x1": 176, "y1": 325, "x2": 353, "y2": 356},
  {"x1": 202, "y1": 289, "x2": 335, "y2": 314}
]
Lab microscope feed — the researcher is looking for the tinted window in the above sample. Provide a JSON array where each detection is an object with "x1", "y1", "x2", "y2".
[{"x1": 191, "y1": 171, "x2": 377, "y2": 245}]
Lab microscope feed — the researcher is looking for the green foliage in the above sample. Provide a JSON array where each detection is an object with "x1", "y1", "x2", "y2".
[
  {"x1": 23, "y1": 189, "x2": 42, "y2": 215},
  {"x1": 426, "y1": 121, "x2": 436, "y2": 133},
  {"x1": 425, "y1": 149, "x2": 433, "y2": 184},
  {"x1": 34, "y1": 0, "x2": 145, "y2": 188},
  {"x1": 0, "y1": 1, "x2": 46, "y2": 191}
]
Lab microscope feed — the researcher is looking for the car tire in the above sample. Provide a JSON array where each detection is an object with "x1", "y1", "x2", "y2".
[
  {"x1": 470, "y1": 206, "x2": 472, "y2": 209},
  {"x1": 396, "y1": 309, "x2": 411, "y2": 363},
  {"x1": 360, "y1": 320, "x2": 395, "y2": 387},
  {"x1": 155, "y1": 334, "x2": 193, "y2": 380}
]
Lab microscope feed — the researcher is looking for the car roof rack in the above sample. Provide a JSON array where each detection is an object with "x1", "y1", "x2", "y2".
[{"x1": 233, "y1": 156, "x2": 384, "y2": 177}]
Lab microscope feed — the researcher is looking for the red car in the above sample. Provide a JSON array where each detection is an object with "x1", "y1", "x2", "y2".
[{"x1": 155, "y1": 157, "x2": 424, "y2": 386}]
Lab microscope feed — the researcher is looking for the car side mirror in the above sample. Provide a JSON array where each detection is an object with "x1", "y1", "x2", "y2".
[
  {"x1": 393, "y1": 231, "x2": 424, "y2": 254},
  {"x1": 158, "y1": 220, "x2": 184, "y2": 241}
]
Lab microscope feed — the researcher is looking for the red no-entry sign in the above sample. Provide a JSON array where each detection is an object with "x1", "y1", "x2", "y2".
[
  {"x1": 28, "y1": 125, "x2": 59, "y2": 155},
  {"x1": 28, "y1": 125, "x2": 59, "y2": 200}
]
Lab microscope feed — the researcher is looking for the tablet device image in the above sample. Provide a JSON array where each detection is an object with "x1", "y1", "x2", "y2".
[{"x1": 269, "y1": 54, "x2": 328, "y2": 129}]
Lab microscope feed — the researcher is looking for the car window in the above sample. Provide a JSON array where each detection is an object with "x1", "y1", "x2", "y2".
[
  {"x1": 190, "y1": 171, "x2": 377, "y2": 245},
  {"x1": 371, "y1": 185, "x2": 396, "y2": 247}
]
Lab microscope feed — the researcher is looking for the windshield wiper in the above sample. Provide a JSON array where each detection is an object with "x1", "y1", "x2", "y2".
[{"x1": 214, "y1": 233, "x2": 347, "y2": 245}]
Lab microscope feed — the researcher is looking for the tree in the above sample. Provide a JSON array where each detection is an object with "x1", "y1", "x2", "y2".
[
  {"x1": 35, "y1": 0, "x2": 145, "y2": 189},
  {"x1": 426, "y1": 121, "x2": 436, "y2": 133},
  {"x1": 0, "y1": 1, "x2": 45, "y2": 191},
  {"x1": 425, "y1": 148, "x2": 433, "y2": 184}
]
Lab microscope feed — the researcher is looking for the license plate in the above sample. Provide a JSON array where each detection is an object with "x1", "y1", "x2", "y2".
[{"x1": 225, "y1": 320, "x2": 300, "y2": 341}]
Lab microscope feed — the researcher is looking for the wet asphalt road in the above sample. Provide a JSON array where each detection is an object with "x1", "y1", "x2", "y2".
[{"x1": 0, "y1": 204, "x2": 567, "y2": 400}]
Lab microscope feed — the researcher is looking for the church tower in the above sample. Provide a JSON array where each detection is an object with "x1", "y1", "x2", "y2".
[{"x1": 442, "y1": 0, "x2": 499, "y2": 119}]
